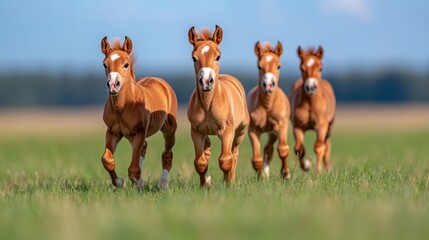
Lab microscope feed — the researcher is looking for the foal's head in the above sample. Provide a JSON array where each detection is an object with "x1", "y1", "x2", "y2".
[
  {"x1": 101, "y1": 36, "x2": 136, "y2": 95},
  {"x1": 254, "y1": 41, "x2": 283, "y2": 94},
  {"x1": 188, "y1": 25, "x2": 223, "y2": 92},
  {"x1": 297, "y1": 46, "x2": 324, "y2": 97}
]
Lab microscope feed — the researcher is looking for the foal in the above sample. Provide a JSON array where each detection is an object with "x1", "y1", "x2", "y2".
[
  {"x1": 290, "y1": 46, "x2": 336, "y2": 173},
  {"x1": 247, "y1": 41, "x2": 291, "y2": 179},
  {"x1": 100, "y1": 36, "x2": 178, "y2": 190},
  {"x1": 187, "y1": 25, "x2": 249, "y2": 188}
]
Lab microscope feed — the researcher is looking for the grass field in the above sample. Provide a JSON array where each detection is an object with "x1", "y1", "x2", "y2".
[{"x1": 0, "y1": 105, "x2": 428, "y2": 240}]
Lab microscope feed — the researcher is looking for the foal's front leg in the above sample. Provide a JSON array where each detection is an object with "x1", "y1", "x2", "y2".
[
  {"x1": 101, "y1": 129, "x2": 124, "y2": 188},
  {"x1": 191, "y1": 127, "x2": 211, "y2": 188},
  {"x1": 129, "y1": 133, "x2": 146, "y2": 191},
  {"x1": 218, "y1": 126, "x2": 235, "y2": 183}
]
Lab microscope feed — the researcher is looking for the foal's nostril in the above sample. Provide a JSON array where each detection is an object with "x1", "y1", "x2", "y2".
[
  {"x1": 305, "y1": 85, "x2": 310, "y2": 92},
  {"x1": 263, "y1": 82, "x2": 267, "y2": 88},
  {"x1": 272, "y1": 81, "x2": 276, "y2": 87},
  {"x1": 199, "y1": 77, "x2": 203, "y2": 85},
  {"x1": 115, "y1": 81, "x2": 120, "y2": 87},
  {"x1": 209, "y1": 78, "x2": 214, "y2": 84}
]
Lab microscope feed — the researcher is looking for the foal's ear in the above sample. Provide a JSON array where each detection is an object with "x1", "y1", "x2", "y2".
[
  {"x1": 316, "y1": 46, "x2": 324, "y2": 59},
  {"x1": 188, "y1": 26, "x2": 198, "y2": 46},
  {"x1": 101, "y1": 36, "x2": 111, "y2": 55},
  {"x1": 297, "y1": 46, "x2": 304, "y2": 59},
  {"x1": 123, "y1": 36, "x2": 133, "y2": 54},
  {"x1": 254, "y1": 41, "x2": 262, "y2": 57},
  {"x1": 274, "y1": 41, "x2": 283, "y2": 57},
  {"x1": 213, "y1": 25, "x2": 223, "y2": 44}
]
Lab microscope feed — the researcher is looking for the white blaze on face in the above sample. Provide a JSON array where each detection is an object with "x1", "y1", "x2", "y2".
[
  {"x1": 201, "y1": 45, "x2": 210, "y2": 54},
  {"x1": 265, "y1": 55, "x2": 273, "y2": 63},
  {"x1": 306, "y1": 58, "x2": 315, "y2": 67},
  {"x1": 110, "y1": 53, "x2": 120, "y2": 61}
]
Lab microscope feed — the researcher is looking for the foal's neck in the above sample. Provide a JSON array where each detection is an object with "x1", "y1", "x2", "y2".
[
  {"x1": 197, "y1": 82, "x2": 218, "y2": 111},
  {"x1": 109, "y1": 78, "x2": 136, "y2": 111},
  {"x1": 258, "y1": 85, "x2": 275, "y2": 110}
]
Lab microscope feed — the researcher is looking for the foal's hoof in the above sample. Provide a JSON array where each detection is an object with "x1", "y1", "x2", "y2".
[
  {"x1": 158, "y1": 178, "x2": 169, "y2": 189},
  {"x1": 204, "y1": 174, "x2": 212, "y2": 189},
  {"x1": 262, "y1": 164, "x2": 270, "y2": 178},
  {"x1": 116, "y1": 177, "x2": 126, "y2": 189},
  {"x1": 301, "y1": 159, "x2": 312, "y2": 171},
  {"x1": 282, "y1": 172, "x2": 291, "y2": 180}
]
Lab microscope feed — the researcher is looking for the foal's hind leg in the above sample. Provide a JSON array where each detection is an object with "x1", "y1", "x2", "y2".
[
  {"x1": 323, "y1": 123, "x2": 333, "y2": 173},
  {"x1": 262, "y1": 133, "x2": 277, "y2": 178},
  {"x1": 293, "y1": 127, "x2": 310, "y2": 171},
  {"x1": 230, "y1": 127, "x2": 246, "y2": 182},
  {"x1": 159, "y1": 115, "x2": 177, "y2": 189},
  {"x1": 101, "y1": 130, "x2": 124, "y2": 188},
  {"x1": 129, "y1": 133, "x2": 146, "y2": 190}
]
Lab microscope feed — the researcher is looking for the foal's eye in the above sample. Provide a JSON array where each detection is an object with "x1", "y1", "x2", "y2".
[
  {"x1": 215, "y1": 55, "x2": 221, "y2": 61},
  {"x1": 103, "y1": 63, "x2": 107, "y2": 69},
  {"x1": 192, "y1": 57, "x2": 197, "y2": 63},
  {"x1": 258, "y1": 65, "x2": 262, "y2": 70},
  {"x1": 277, "y1": 65, "x2": 281, "y2": 69},
  {"x1": 123, "y1": 63, "x2": 129, "y2": 68}
]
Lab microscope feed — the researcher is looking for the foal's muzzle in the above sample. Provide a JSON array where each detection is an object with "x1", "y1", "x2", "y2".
[
  {"x1": 304, "y1": 77, "x2": 318, "y2": 97},
  {"x1": 198, "y1": 67, "x2": 215, "y2": 92},
  {"x1": 261, "y1": 73, "x2": 277, "y2": 94},
  {"x1": 107, "y1": 72, "x2": 122, "y2": 95}
]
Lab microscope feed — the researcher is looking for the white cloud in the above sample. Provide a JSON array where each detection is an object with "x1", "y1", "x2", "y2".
[{"x1": 322, "y1": 0, "x2": 373, "y2": 22}]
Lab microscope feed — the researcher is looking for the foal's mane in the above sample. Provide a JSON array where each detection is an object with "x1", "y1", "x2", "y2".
[
  {"x1": 304, "y1": 47, "x2": 318, "y2": 56},
  {"x1": 262, "y1": 42, "x2": 274, "y2": 53},
  {"x1": 197, "y1": 28, "x2": 212, "y2": 41},
  {"x1": 111, "y1": 39, "x2": 137, "y2": 80}
]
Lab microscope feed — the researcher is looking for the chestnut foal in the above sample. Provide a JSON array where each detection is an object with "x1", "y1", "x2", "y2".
[
  {"x1": 290, "y1": 46, "x2": 336, "y2": 173},
  {"x1": 100, "y1": 36, "x2": 178, "y2": 190},
  {"x1": 247, "y1": 41, "x2": 291, "y2": 179}
]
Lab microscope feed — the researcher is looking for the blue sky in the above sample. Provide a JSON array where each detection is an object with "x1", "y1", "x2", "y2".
[{"x1": 0, "y1": 0, "x2": 428, "y2": 74}]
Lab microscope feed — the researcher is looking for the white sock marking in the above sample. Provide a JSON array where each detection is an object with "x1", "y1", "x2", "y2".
[
  {"x1": 116, "y1": 177, "x2": 125, "y2": 188},
  {"x1": 205, "y1": 172, "x2": 211, "y2": 186},
  {"x1": 303, "y1": 159, "x2": 312, "y2": 170},
  {"x1": 139, "y1": 156, "x2": 144, "y2": 169},
  {"x1": 158, "y1": 169, "x2": 169, "y2": 189},
  {"x1": 262, "y1": 162, "x2": 270, "y2": 177},
  {"x1": 136, "y1": 178, "x2": 143, "y2": 191}
]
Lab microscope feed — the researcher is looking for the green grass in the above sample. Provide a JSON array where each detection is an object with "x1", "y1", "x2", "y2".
[{"x1": 1, "y1": 126, "x2": 428, "y2": 240}]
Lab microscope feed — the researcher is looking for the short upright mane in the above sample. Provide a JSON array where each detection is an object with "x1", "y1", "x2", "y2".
[
  {"x1": 198, "y1": 28, "x2": 212, "y2": 40},
  {"x1": 262, "y1": 42, "x2": 274, "y2": 53},
  {"x1": 304, "y1": 47, "x2": 318, "y2": 56}
]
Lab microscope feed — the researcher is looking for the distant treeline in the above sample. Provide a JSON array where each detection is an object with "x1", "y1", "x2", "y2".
[{"x1": 0, "y1": 68, "x2": 428, "y2": 107}]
